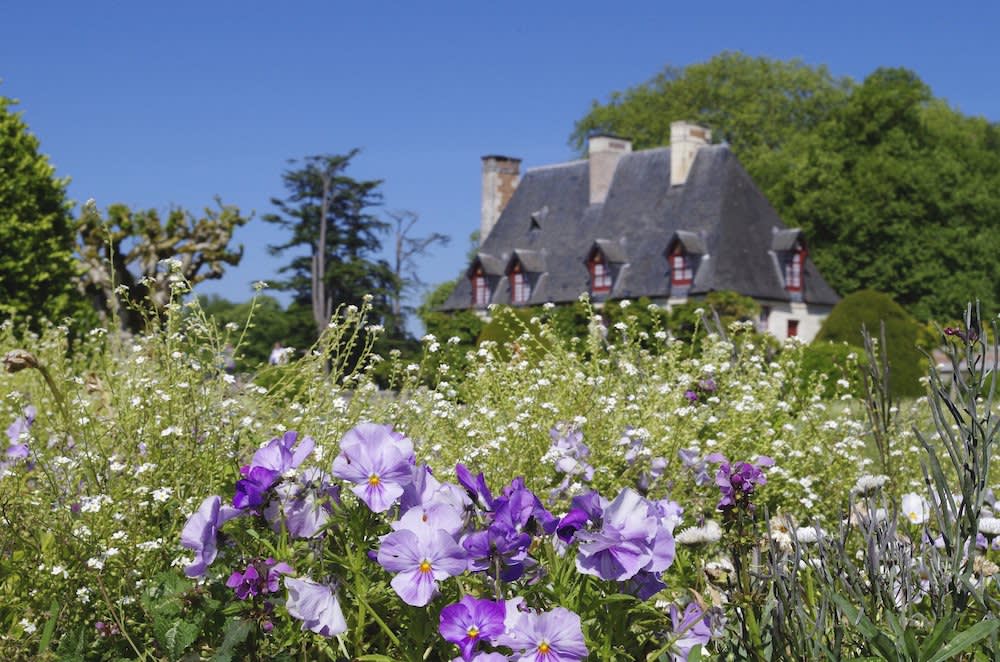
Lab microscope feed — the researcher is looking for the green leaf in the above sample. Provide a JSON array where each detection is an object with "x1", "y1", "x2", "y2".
[
  {"x1": 688, "y1": 643, "x2": 703, "y2": 661},
  {"x1": 156, "y1": 618, "x2": 199, "y2": 659},
  {"x1": 36, "y1": 599, "x2": 59, "y2": 656},
  {"x1": 924, "y1": 620, "x2": 999, "y2": 662},
  {"x1": 211, "y1": 618, "x2": 253, "y2": 662}
]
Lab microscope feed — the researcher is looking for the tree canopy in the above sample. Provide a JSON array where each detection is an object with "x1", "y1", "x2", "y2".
[
  {"x1": 0, "y1": 95, "x2": 79, "y2": 323},
  {"x1": 572, "y1": 53, "x2": 1000, "y2": 321},
  {"x1": 264, "y1": 151, "x2": 396, "y2": 339}
]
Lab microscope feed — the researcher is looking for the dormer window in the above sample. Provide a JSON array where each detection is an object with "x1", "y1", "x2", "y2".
[
  {"x1": 589, "y1": 251, "x2": 612, "y2": 294},
  {"x1": 670, "y1": 244, "x2": 693, "y2": 286},
  {"x1": 785, "y1": 246, "x2": 805, "y2": 292},
  {"x1": 510, "y1": 262, "x2": 531, "y2": 304},
  {"x1": 471, "y1": 267, "x2": 490, "y2": 307}
]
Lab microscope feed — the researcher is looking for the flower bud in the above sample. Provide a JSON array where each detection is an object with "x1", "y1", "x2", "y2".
[{"x1": 3, "y1": 349, "x2": 38, "y2": 373}]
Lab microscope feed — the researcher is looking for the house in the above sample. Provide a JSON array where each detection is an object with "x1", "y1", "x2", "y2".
[{"x1": 441, "y1": 121, "x2": 840, "y2": 341}]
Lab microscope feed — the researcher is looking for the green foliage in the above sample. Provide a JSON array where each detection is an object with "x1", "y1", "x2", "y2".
[
  {"x1": 0, "y1": 95, "x2": 79, "y2": 324},
  {"x1": 816, "y1": 289, "x2": 926, "y2": 397},
  {"x1": 797, "y1": 340, "x2": 865, "y2": 399},
  {"x1": 198, "y1": 294, "x2": 294, "y2": 368},
  {"x1": 417, "y1": 279, "x2": 484, "y2": 344},
  {"x1": 573, "y1": 54, "x2": 1000, "y2": 320}
]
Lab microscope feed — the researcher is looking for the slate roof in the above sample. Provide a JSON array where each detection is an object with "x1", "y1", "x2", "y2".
[{"x1": 442, "y1": 145, "x2": 840, "y2": 310}]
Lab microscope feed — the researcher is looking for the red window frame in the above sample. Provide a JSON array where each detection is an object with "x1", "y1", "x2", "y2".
[
  {"x1": 471, "y1": 268, "x2": 490, "y2": 307},
  {"x1": 670, "y1": 245, "x2": 693, "y2": 286},
  {"x1": 785, "y1": 248, "x2": 805, "y2": 292},
  {"x1": 589, "y1": 252, "x2": 612, "y2": 294},
  {"x1": 510, "y1": 263, "x2": 531, "y2": 304}
]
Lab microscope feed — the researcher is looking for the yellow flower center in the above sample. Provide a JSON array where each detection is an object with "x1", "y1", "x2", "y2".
[
  {"x1": 419, "y1": 559, "x2": 432, "y2": 573},
  {"x1": 467, "y1": 626, "x2": 479, "y2": 639},
  {"x1": 538, "y1": 641, "x2": 551, "y2": 654},
  {"x1": 368, "y1": 474, "x2": 380, "y2": 486}
]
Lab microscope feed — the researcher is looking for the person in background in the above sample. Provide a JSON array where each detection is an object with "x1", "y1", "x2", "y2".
[{"x1": 269, "y1": 341, "x2": 284, "y2": 366}]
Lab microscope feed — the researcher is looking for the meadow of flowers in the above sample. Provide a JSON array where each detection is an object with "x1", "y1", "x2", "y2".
[{"x1": 1, "y1": 288, "x2": 998, "y2": 660}]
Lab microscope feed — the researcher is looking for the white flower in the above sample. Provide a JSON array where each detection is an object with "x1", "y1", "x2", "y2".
[
  {"x1": 979, "y1": 517, "x2": 1000, "y2": 537},
  {"x1": 76, "y1": 587, "x2": 91, "y2": 604},
  {"x1": 18, "y1": 619, "x2": 36, "y2": 635},
  {"x1": 794, "y1": 527, "x2": 822, "y2": 543},
  {"x1": 86, "y1": 557, "x2": 105, "y2": 570},
  {"x1": 675, "y1": 520, "x2": 722, "y2": 545},
  {"x1": 901, "y1": 493, "x2": 929, "y2": 524},
  {"x1": 852, "y1": 474, "x2": 889, "y2": 495}
]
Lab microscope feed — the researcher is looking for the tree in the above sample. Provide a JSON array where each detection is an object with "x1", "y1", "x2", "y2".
[
  {"x1": 76, "y1": 199, "x2": 249, "y2": 332},
  {"x1": 0, "y1": 95, "x2": 79, "y2": 323},
  {"x1": 573, "y1": 55, "x2": 1000, "y2": 321},
  {"x1": 264, "y1": 151, "x2": 396, "y2": 338},
  {"x1": 387, "y1": 210, "x2": 449, "y2": 337}
]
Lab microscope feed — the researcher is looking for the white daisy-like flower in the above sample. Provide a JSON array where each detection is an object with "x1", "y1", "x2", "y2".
[
  {"x1": 979, "y1": 517, "x2": 1000, "y2": 537},
  {"x1": 794, "y1": 527, "x2": 822, "y2": 544},
  {"x1": 852, "y1": 474, "x2": 890, "y2": 495},
  {"x1": 676, "y1": 520, "x2": 722, "y2": 545},
  {"x1": 901, "y1": 493, "x2": 929, "y2": 524}
]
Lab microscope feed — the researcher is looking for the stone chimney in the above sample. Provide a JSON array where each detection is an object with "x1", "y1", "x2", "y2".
[
  {"x1": 481, "y1": 155, "x2": 521, "y2": 241},
  {"x1": 588, "y1": 133, "x2": 632, "y2": 205},
  {"x1": 670, "y1": 121, "x2": 711, "y2": 187}
]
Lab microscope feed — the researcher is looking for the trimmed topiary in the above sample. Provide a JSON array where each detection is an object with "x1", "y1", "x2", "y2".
[{"x1": 815, "y1": 289, "x2": 926, "y2": 397}]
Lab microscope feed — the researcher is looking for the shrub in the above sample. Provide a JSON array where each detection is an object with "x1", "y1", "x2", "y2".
[{"x1": 815, "y1": 289, "x2": 927, "y2": 397}]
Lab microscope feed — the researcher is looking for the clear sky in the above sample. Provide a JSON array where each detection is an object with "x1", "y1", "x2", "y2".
[{"x1": 2, "y1": 1, "x2": 998, "y2": 331}]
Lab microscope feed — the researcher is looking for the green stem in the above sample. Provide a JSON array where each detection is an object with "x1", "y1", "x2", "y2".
[{"x1": 355, "y1": 592, "x2": 400, "y2": 648}]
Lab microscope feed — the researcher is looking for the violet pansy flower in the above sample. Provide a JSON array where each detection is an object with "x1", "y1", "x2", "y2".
[
  {"x1": 5, "y1": 405, "x2": 36, "y2": 444},
  {"x1": 377, "y1": 526, "x2": 467, "y2": 606},
  {"x1": 233, "y1": 431, "x2": 316, "y2": 509},
  {"x1": 500, "y1": 607, "x2": 588, "y2": 662},
  {"x1": 180, "y1": 495, "x2": 241, "y2": 577},
  {"x1": 439, "y1": 595, "x2": 506, "y2": 660},
  {"x1": 284, "y1": 576, "x2": 347, "y2": 637},
  {"x1": 332, "y1": 423, "x2": 415, "y2": 513},
  {"x1": 574, "y1": 487, "x2": 675, "y2": 584},
  {"x1": 263, "y1": 468, "x2": 340, "y2": 538},
  {"x1": 669, "y1": 602, "x2": 713, "y2": 661}
]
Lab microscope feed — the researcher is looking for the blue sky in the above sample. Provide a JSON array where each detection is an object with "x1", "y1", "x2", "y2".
[{"x1": 2, "y1": 1, "x2": 998, "y2": 331}]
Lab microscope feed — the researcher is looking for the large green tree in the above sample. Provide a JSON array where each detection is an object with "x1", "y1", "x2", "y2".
[
  {"x1": 573, "y1": 53, "x2": 1000, "y2": 320},
  {"x1": 264, "y1": 151, "x2": 396, "y2": 339},
  {"x1": 0, "y1": 95, "x2": 78, "y2": 322}
]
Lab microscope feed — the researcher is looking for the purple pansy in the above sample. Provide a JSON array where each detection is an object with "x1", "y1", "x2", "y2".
[
  {"x1": 180, "y1": 495, "x2": 241, "y2": 577},
  {"x1": 464, "y1": 478, "x2": 556, "y2": 582},
  {"x1": 377, "y1": 526, "x2": 467, "y2": 606},
  {"x1": 679, "y1": 448, "x2": 711, "y2": 486},
  {"x1": 499, "y1": 607, "x2": 588, "y2": 662},
  {"x1": 669, "y1": 602, "x2": 713, "y2": 661},
  {"x1": 263, "y1": 468, "x2": 340, "y2": 538},
  {"x1": 233, "y1": 431, "x2": 316, "y2": 509},
  {"x1": 226, "y1": 558, "x2": 292, "y2": 599},
  {"x1": 457, "y1": 463, "x2": 495, "y2": 510},
  {"x1": 439, "y1": 595, "x2": 506, "y2": 660},
  {"x1": 284, "y1": 576, "x2": 347, "y2": 637},
  {"x1": 332, "y1": 423, "x2": 415, "y2": 513},
  {"x1": 574, "y1": 487, "x2": 676, "y2": 587},
  {"x1": 6, "y1": 405, "x2": 36, "y2": 443}
]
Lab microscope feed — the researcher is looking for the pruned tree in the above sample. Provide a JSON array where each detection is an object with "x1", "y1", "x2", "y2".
[
  {"x1": 387, "y1": 210, "x2": 449, "y2": 337},
  {"x1": 264, "y1": 151, "x2": 395, "y2": 338},
  {"x1": 76, "y1": 199, "x2": 249, "y2": 332}
]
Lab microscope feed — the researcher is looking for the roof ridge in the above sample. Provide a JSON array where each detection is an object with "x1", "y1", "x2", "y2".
[{"x1": 525, "y1": 159, "x2": 587, "y2": 172}]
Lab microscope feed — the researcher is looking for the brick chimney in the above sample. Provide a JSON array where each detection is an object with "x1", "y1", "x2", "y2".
[
  {"x1": 670, "y1": 121, "x2": 711, "y2": 186},
  {"x1": 588, "y1": 133, "x2": 632, "y2": 204},
  {"x1": 481, "y1": 155, "x2": 521, "y2": 241}
]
